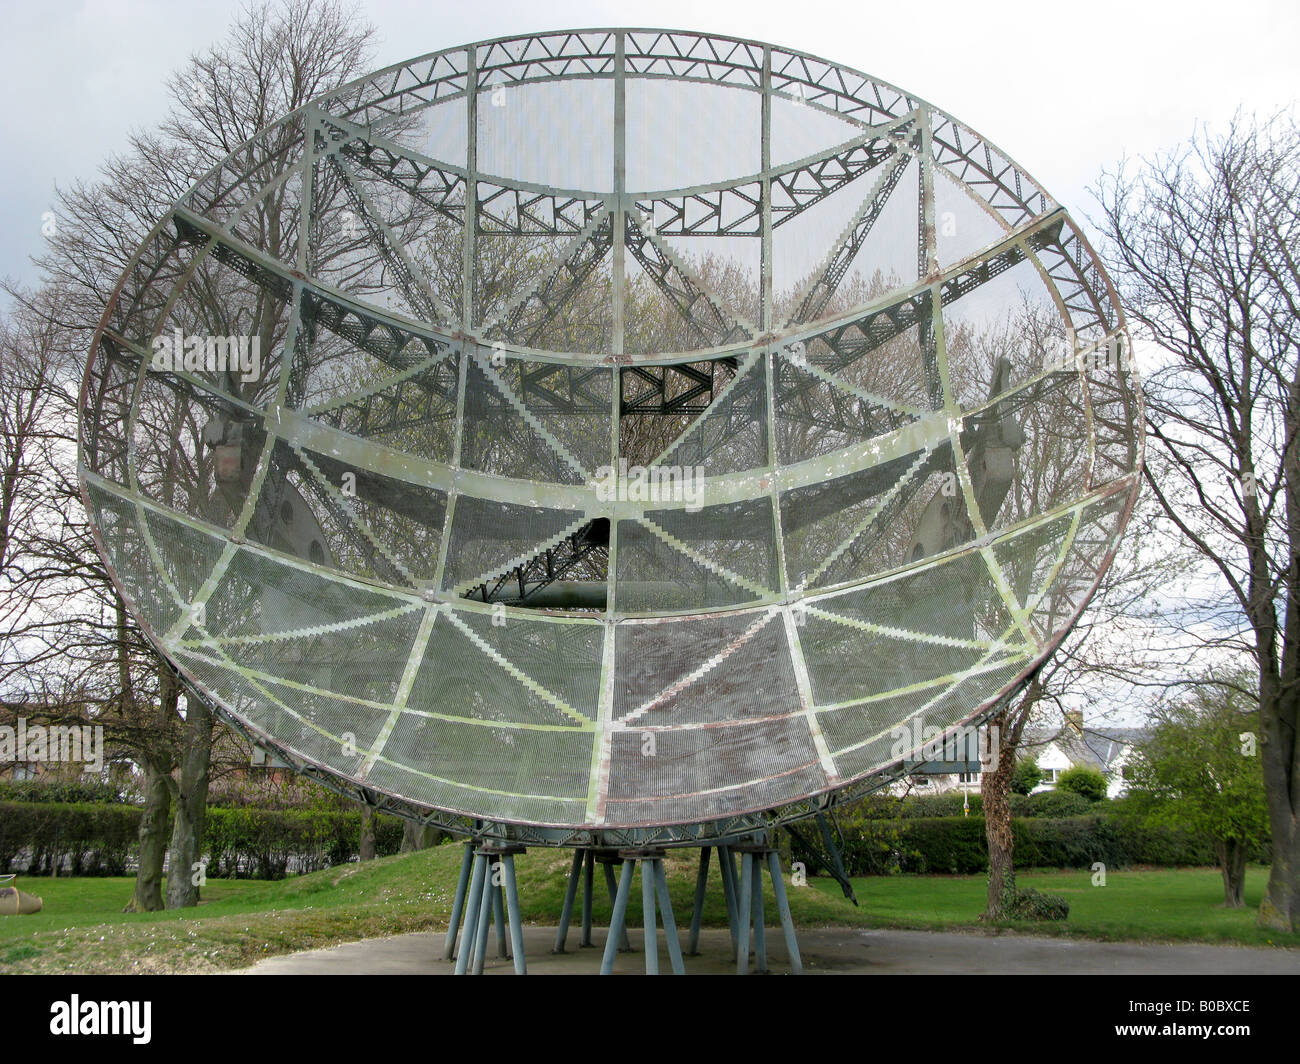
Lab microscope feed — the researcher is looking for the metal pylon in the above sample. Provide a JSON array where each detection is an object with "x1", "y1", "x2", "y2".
[
  {"x1": 446, "y1": 842, "x2": 527, "y2": 975},
  {"x1": 553, "y1": 848, "x2": 633, "y2": 954},
  {"x1": 732, "y1": 844, "x2": 803, "y2": 975},
  {"x1": 600, "y1": 850, "x2": 685, "y2": 975},
  {"x1": 685, "y1": 844, "x2": 743, "y2": 956}
]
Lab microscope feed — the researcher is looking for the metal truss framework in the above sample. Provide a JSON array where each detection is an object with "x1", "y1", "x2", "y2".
[{"x1": 79, "y1": 30, "x2": 1142, "y2": 845}]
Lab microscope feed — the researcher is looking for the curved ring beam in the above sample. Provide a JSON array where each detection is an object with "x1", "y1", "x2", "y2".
[{"x1": 79, "y1": 29, "x2": 1141, "y2": 845}]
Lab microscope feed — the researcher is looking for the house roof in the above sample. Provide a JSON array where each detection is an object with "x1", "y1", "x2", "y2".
[{"x1": 1020, "y1": 725, "x2": 1148, "y2": 774}]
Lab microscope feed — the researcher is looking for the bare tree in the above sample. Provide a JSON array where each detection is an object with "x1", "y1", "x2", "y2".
[
  {"x1": 0, "y1": 285, "x2": 181, "y2": 907},
  {"x1": 0, "y1": 291, "x2": 68, "y2": 658},
  {"x1": 950, "y1": 301, "x2": 1173, "y2": 919},
  {"x1": 5, "y1": 0, "x2": 379, "y2": 909},
  {"x1": 1095, "y1": 110, "x2": 1300, "y2": 931}
]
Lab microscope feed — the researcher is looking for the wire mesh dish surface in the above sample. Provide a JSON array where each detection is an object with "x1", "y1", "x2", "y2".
[{"x1": 79, "y1": 30, "x2": 1141, "y2": 843}]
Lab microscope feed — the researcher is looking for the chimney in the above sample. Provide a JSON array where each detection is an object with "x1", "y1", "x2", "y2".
[{"x1": 1064, "y1": 709, "x2": 1084, "y2": 735}]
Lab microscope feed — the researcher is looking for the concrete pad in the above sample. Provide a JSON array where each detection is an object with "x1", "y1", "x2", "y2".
[{"x1": 237, "y1": 925, "x2": 1300, "y2": 975}]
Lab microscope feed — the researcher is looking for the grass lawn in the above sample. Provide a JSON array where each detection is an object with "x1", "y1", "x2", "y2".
[
  {"x1": 812, "y1": 866, "x2": 1298, "y2": 946},
  {"x1": 1, "y1": 848, "x2": 1296, "y2": 974}
]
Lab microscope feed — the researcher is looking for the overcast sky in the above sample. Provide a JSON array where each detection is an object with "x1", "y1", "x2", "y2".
[{"x1": 1, "y1": 0, "x2": 1296, "y2": 292}]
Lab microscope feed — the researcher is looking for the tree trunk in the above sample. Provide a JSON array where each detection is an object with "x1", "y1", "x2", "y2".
[
  {"x1": 1258, "y1": 817, "x2": 1298, "y2": 931},
  {"x1": 981, "y1": 679, "x2": 1043, "y2": 920},
  {"x1": 359, "y1": 805, "x2": 376, "y2": 861},
  {"x1": 982, "y1": 706, "x2": 1017, "y2": 919},
  {"x1": 124, "y1": 759, "x2": 171, "y2": 912},
  {"x1": 401, "y1": 820, "x2": 440, "y2": 852},
  {"x1": 124, "y1": 661, "x2": 180, "y2": 913},
  {"x1": 1216, "y1": 839, "x2": 1249, "y2": 909},
  {"x1": 1256, "y1": 665, "x2": 1299, "y2": 931},
  {"x1": 166, "y1": 697, "x2": 214, "y2": 909}
]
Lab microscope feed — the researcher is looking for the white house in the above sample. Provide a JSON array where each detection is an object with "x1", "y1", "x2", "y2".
[
  {"x1": 897, "y1": 710, "x2": 1146, "y2": 798},
  {"x1": 1018, "y1": 711, "x2": 1146, "y2": 798}
]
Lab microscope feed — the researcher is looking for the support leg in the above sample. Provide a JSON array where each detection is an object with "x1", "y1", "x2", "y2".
[
  {"x1": 443, "y1": 841, "x2": 473, "y2": 961},
  {"x1": 553, "y1": 848, "x2": 583, "y2": 954},
  {"x1": 580, "y1": 849, "x2": 594, "y2": 947},
  {"x1": 492, "y1": 868, "x2": 508, "y2": 959},
  {"x1": 719, "y1": 845, "x2": 740, "y2": 952},
  {"x1": 503, "y1": 853, "x2": 527, "y2": 975},
  {"x1": 751, "y1": 855, "x2": 768, "y2": 974},
  {"x1": 653, "y1": 859, "x2": 686, "y2": 975},
  {"x1": 736, "y1": 850, "x2": 753, "y2": 974},
  {"x1": 687, "y1": 846, "x2": 710, "y2": 956},
  {"x1": 767, "y1": 850, "x2": 803, "y2": 975},
  {"x1": 470, "y1": 865, "x2": 493, "y2": 974},
  {"x1": 454, "y1": 852, "x2": 486, "y2": 975},
  {"x1": 641, "y1": 860, "x2": 658, "y2": 976},
  {"x1": 602, "y1": 859, "x2": 632, "y2": 951},
  {"x1": 600, "y1": 859, "x2": 635, "y2": 975}
]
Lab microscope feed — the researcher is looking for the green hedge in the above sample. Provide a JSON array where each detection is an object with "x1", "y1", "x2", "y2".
[
  {"x1": 0, "y1": 801, "x2": 405, "y2": 878},
  {"x1": 1, "y1": 801, "x2": 1241, "y2": 881},
  {"x1": 1018, "y1": 790, "x2": 1098, "y2": 818},
  {"x1": 204, "y1": 807, "x2": 404, "y2": 878},
  {"x1": 794, "y1": 814, "x2": 1223, "y2": 876},
  {"x1": 842, "y1": 789, "x2": 1098, "y2": 820},
  {"x1": 0, "y1": 801, "x2": 141, "y2": 875},
  {"x1": 0, "y1": 779, "x2": 131, "y2": 804}
]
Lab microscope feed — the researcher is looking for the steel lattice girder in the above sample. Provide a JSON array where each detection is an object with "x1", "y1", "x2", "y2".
[{"x1": 79, "y1": 29, "x2": 1141, "y2": 845}]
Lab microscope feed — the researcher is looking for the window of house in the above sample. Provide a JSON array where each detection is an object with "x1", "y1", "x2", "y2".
[{"x1": 1041, "y1": 768, "x2": 1058, "y2": 783}]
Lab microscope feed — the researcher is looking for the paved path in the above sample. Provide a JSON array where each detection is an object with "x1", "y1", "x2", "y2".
[{"x1": 239, "y1": 926, "x2": 1300, "y2": 975}]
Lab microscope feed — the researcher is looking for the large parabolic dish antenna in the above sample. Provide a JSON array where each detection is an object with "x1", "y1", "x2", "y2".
[{"x1": 79, "y1": 30, "x2": 1141, "y2": 845}]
